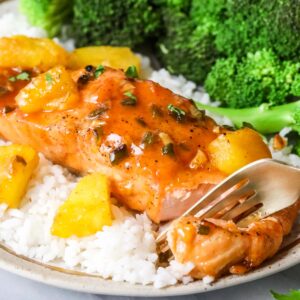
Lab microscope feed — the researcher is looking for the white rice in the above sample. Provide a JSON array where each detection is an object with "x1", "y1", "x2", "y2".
[
  {"x1": 0, "y1": 145, "x2": 194, "y2": 288},
  {"x1": 0, "y1": 1, "x2": 299, "y2": 289},
  {"x1": 0, "y1": 1, "x2": 46, "y2": 38}
]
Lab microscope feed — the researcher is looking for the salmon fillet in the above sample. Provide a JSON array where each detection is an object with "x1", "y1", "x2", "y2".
[
  {"x1": 0, "y1": 67, "x2": 225, "y2": 223},
  {"x1": 168, "y1": 200, "x2": 300, "y2": 279}
]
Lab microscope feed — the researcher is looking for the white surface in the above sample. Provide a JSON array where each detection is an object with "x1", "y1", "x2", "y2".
[{"x1": 0, "y1": 265, "x2": 299, "y2": 299}]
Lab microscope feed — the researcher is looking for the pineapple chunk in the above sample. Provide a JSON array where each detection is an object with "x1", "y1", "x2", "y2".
[
  {"x1": 51, "y1": 173, "x2": 113, "y2": 238},
  {"x1": 16, "y1": 65, "x2": 80, "y2": 113},
  {"x1": 0, "y1": 35, "x2": 68, "y2": 71},
  {"x1": 208, "y1": 128, "x2": 271, "y2": 174},
  {"x1": 0, "y1": 144, "x2": 39, "y2": 208},
  {"x1": 68, "y1": 46, "x2": 141, "y2": 73}
]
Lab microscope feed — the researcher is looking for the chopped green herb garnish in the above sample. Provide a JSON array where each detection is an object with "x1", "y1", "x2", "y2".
[
  {"x1": 222, "y1": 125, "x2": 235, "y2": 131},
  {"x1": 78, "y1": 74, "x2": 91, "y2": 85},
  {"x1": 16, "y1": 72, "x2": 30, "y2": 81},
  {"x1": 109, "y1": 144, "x2": 128, "y2": 165},
  {"x1": 151, "y1": 104, "x2": 163, "y2": 118},
  {"x1": 45, "y1": 73, "x2": 53, "y2": 85},
  {"x1": 135, "y1": 117, "x2": 147, "y2": 127},
  {"x1": 3, "y1": 106, "x2": 15, "y2": 114},
  {"x1": 92, "y1": 126, "x2": 103, "y2": 141},
  {"x1": 9, "y1": 72, "x2": 30, "y2": 82},
  {"x1": 167, "y1": 104, "x2": 186, "y2": 122},
  {"x1": 179, "y1": 143, "x2": 190, "y2": 151},
  {"x1": 125, "y1": 65, "x2": 138, "y2": 79},
  {"x1": 121, "y1": 91, "x2": 137, "y2": 106},
  {"x1": 189, "y1": 105, "x2": 205, "y2": 121},
  {"x1": 158, "y1": 248, "x2": 173, "y2": 266},
  {"x1": 162, "y1": 143, "x2": 175, "y2": 156},
  {"x1": 94, "y1": 65, "x2": 105, "y2": 78},
  {"x1": 0, "y1": 87, "x2": 8, "y2": 96},
  {"x1": 197, "y1": 224, "x2": 210, "y2": 235},
  {"x1": 121, "y1": 98, "x2": 137, "y2": 106},
  {"x1": 87, "y1": 107, "x2": 108, "y2": 119},
  {"x1": 142, "y1": 131, "x2": 156, "y2": 146},
  {"x1": 124, "y1": 91, "x2": 135, "y2": 98}
]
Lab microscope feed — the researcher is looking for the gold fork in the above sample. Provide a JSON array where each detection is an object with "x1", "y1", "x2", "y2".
[{"x1": 157, "y1": 158, "x2": 300, "y2": 248}]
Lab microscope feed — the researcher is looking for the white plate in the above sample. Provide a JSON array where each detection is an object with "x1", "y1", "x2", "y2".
[{"x1": 0, "y1": 222, "x2": 298, "y2": 297}]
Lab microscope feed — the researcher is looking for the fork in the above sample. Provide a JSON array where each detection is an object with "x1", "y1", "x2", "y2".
[{"x1": 156, "y1": 158, "x2": 300, "y2": 247}]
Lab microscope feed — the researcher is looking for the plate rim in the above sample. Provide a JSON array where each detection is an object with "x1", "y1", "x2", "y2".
[{"x1": 0, "y1": 241, "x2": 299, "y2": 297}]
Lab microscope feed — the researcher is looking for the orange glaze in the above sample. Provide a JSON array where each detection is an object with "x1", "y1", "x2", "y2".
[
  {"x1": 0, "y1": 68, "x2": 29, "y2": 107},
  {"x1": 0, "y1": 67, "x2": 226, "y2": 222},
  {"x1": 0, "y1": 64, "x2": 296, "y2": 281}
]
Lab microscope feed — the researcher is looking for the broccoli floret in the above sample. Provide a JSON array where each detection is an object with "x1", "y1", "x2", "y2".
[
  {"x1": 205, "y1": 49, "x2": 300, "y2": 108},
  {"x1": 72, "y1": 0, "x2": 160, "y2": 48},
  {"x1": 215, "y1": 0, "x2": 300, "y2": 60},
  {"x1": 157, "y1": 0, "x2": 300, "y2": 83},
  {"x1": 203, "y1": 56, "x2": 237, "y2": 105},
  {"x1": 156, "y1": 0, "x2": 226, "y2": 83},
  {"x1": 195, "y1": 101, "x2": 300, "y2": 135},
  {"x1": 20, "y1": 0, "x2": 72, "y2": 37},
  {"x1": 157, "y1": 12, "x2": 217, "y2": 83}
]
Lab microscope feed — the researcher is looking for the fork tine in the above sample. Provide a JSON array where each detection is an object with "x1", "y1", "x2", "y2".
[
  {"x1": 157, "y1": 159, "x2": 299, "y2": 256},
  {"x1": 156, "y1": 177, "x2": 248, "y2": 243},
  {"x1": 180, "y1": 176, "x2": 248, "y2": 218},
  {"x1": 222, "y1": 193, "x2": 260, "y2": 221},
  {"x1": 199, "y1": 185, "x2": 255, "y2": 219}
]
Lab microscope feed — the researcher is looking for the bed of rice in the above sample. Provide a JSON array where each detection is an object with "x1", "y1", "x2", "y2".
[{"x1": 0, "y1": 0, "x2": 299, "y2": 289}]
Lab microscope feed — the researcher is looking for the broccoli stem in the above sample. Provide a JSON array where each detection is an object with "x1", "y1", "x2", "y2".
[{"x1": 195, "y1": 101, "x2": 300, "y2": 134}]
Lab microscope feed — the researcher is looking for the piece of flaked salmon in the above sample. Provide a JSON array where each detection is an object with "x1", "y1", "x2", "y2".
[
  {"x1": 167, "y1": 200, "x2": 300, "y2": 279},
  {"x1": 0, "y1": 66, "x2": 269, "y2": 223}
]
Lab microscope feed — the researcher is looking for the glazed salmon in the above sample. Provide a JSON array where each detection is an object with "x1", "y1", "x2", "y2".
[
  {"x1": 0, "y1": 66, "x2": 269, "y2": 223},
  {"x1": 168, "y1": 200, "x2": 300, "y2": 278}
]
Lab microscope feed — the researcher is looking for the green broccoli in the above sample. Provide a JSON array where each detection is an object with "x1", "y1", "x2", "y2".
[
  {"x1": 195, "y1": 101, "x2": 300, "y2": 135},
  {"x1": 20, "y1": 0, "x2": 73, "y2": 37},
  {"x1": 156, "y1": 0, "x2": 226, "y2": 83},
  {"x1": 294, "y1": 139, "x2": 300, "y2": 156},
  {"x1": 215, "y1": 0, "x2": 300, "y2": 61},
  {"x1": 156, "y1": 0, "x2": 300, "y2": 83},
  {"x1": 72, "y1": 0, "x2": 160, "y2": 48},
  {"x1": 205, "y1": 49, "x2": 300, "y2": 108}
]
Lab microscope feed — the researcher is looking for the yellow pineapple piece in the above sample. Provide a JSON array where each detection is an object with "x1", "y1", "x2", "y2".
[
  {"x1": 0, "y1": 144, "x2": 39, "y2": 208},
  {"x1": 16, "y1": 65, "x2": 79, "y2": 113},
  {"x1": 0, "y1": 35, "x2": 68, "y2": 71},
  {"x1": 51, "y1": 173, "x2": 113, "y2": 238},
  {"x1": 68, "y1": 46, "x2": 141, "y2": 73},
  {"x1": 208, "y1": 128, "x2": 271, "y2": 174}
]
